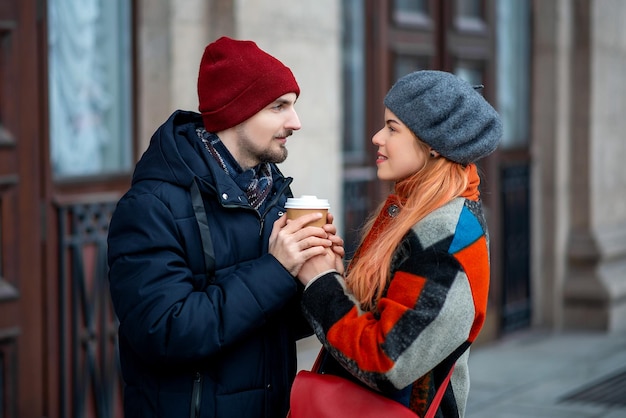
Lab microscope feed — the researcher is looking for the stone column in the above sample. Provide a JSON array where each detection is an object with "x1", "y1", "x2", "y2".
[
  {"x1": 531, "y1": 0, "x2": 573, "y2": 329},
  {"x1": 563, "y1": 0, "x2": 626, "y2": 331},
  {"x1": 137, "y1": 0, "x2": 173, "y2": 151}
]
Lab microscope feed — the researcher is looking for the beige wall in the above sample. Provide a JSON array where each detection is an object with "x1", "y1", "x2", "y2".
[
  {"x1": 137, "y1": 0, "x2": 174, "y2": 149},
  {"x1": 137, "y1": 0, "x2": 343, "y2": 234},
  {"x1": 236, "y1": 1, "x2": 343, "y2": 230}
]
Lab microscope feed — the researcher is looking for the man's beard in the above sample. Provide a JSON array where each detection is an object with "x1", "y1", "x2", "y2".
[
  {"x1": 236, "y1": 126, "x2": 291, "y2": 165},
  {"x1": 257, "y1": 144, "x2": 288, "y2": 164}
]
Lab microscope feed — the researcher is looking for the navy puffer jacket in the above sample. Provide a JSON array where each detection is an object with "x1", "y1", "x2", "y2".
[{"x1": 107, "y1": 110, "x2": 311, "y2": 417}]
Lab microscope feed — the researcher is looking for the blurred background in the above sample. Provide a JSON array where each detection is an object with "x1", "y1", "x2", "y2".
[{"x1": 1, "y1": 0, "x2": 625, "y2": 416}]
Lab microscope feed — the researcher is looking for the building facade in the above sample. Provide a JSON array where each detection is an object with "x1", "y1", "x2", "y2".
[{"x1": 0, "y1": 0, "x2": 625, "y2": 416}]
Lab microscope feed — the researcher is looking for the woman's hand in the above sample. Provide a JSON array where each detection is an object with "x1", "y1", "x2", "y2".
[
  {"x1": 294, "y1": 212, "x2": 345, "y2": 286},
  {"x1": 324, "y1": 212, "x2": 346, "y2": 275},
  {"x1": 269, "y1": 212, "x2": 332, "y2": 276},
  {"x1": 296, "y1": 247, "x2": 339, "y2": 287}
]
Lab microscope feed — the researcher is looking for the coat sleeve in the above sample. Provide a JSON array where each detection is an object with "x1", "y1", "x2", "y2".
[
  {"x1": 107, "y1": 192, "x2": 299, "y2": 365},
  {"x1": 301, "y1": 210, "x2": 489, "y2": 393}
]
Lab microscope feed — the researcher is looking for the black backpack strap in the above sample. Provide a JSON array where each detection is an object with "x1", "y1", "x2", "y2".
[{"x1": 190, "y1": 178, "x2": 215, "y2": 277}]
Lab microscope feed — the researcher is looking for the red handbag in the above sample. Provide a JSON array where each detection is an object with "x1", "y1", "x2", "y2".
[{"x1": 288, "y1": 350, "x2": 454, "y2": 418}]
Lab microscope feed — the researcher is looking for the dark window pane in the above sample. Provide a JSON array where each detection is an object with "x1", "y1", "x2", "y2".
[
  {"x1": 454, "y1": 63, "x2": 484, "y2": 86},
  {"x1": 394, "y1": 0, "x2": 428, "y2": 14},
  {"x1": 497, "y1": 0, "x2": 531, "y2": 148},
  {"x1": 342, "y1": 0, "x2": 366, "y2": 158},
  {"x1": 394, "y1": 54, "x2": 429, "y2": 81},
  {"x1": 393, "y1": 0, "x2": 430, "y2": 26},
  {"x1": 457, "y1": 0, "x2": 483, "y2": 19}
]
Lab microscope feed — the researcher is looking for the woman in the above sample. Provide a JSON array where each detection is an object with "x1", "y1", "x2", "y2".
[{"x1": 295, "y1": 70, "x2": 502, "y2": 417}]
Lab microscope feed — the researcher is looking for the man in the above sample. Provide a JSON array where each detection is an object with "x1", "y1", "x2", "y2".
[{"x1": 107, "y1": 36, "x2": 341, "y2": 418}]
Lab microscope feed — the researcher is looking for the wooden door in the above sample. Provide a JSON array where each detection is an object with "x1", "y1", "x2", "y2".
[
  {"x1": 41, "y1": 0, "x2": 134, "y2": 415},
  {"x1": 1, "y1": 0, "x2": 132, "y2": 416},
  {"x1": 0, "y1": 0, "x2": 45, "y2": 416}
]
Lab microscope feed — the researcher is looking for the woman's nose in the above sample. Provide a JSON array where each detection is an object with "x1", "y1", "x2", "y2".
[{"x1": 372, "y1": 128, "x2": 384, "y2": 145}]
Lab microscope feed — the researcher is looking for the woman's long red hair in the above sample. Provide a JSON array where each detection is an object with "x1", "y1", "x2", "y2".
[{"x1": 345, "y1": 143, "x2": 472, "y2": 311}]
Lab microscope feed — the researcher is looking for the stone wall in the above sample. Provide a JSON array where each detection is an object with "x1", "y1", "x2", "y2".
[
  {"x1": 137, "y1": 0, "x2": 343, "y2": 233},
  {"x1": 534, "y1": 0, "x2": 626, "y2": 332},
  {"x1": 236, "y1": 1, "x2": 343, "y2": 228}
]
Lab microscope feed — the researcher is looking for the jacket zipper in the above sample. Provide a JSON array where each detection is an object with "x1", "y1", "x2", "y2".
[
  {"x1": 196, "y1": 175, "x2": 293, "y2": 237},
  {"x1": 190, "y1": 372, "x2": 203, "y2": 418}
]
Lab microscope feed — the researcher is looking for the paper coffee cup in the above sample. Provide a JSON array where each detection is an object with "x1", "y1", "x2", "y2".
[{"x1": 285, "y1": 195, "x2": 330, "y2": 227}]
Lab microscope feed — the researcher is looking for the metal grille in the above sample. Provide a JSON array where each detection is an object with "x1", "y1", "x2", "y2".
[
  {"x1": 343, "y1": 173, "x2": 376, "y2": 260},
  {"x1": 561, "y1": 368, "x2": 626, "y2": 407},
  {"x1": 57, "y1": 197, "x2": 122, "y2": 418}
]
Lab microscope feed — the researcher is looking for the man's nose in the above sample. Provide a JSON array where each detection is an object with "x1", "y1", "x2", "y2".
[{"x1": 286, "y1": 109, "x2": 302, "y2": 131}]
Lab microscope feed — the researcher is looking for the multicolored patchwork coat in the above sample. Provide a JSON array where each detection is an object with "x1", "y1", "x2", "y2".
[{"x1": 301, "y1": 190, "x2": 490, "y2": 417}]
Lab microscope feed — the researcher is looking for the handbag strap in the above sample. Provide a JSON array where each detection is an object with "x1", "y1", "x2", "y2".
[
  {"x1": 424, "y1": 363, "x2": 455, "y2": 418},
  {"x1": 310, "y1": 349, "x2": 455, "y2": 418},
  {"x1": 310, "y1": 348, "x2": 325, "y2": 373}
]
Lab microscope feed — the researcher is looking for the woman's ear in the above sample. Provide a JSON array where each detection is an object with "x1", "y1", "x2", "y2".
[{"x1": 429, "y1": 149, "x2": 440, "y2": 158}]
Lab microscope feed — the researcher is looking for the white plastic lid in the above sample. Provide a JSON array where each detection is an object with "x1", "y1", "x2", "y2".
[{"x1": 284, "y1": 195, "x2": 330, "y2": 209}]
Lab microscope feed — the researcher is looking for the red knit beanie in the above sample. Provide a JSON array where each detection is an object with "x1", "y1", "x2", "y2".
[{"x1": 197, "y1": 36, "x2": 300, "y2": 132}]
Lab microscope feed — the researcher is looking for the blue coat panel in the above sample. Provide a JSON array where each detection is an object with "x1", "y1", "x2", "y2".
[{"x1": 107, "y1": 110, "x2": 311, "y2": 417}]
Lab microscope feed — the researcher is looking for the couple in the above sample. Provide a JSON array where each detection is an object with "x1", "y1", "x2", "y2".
[{"x1": 107, "y1": 36, "x2": 502, "y2": 418}]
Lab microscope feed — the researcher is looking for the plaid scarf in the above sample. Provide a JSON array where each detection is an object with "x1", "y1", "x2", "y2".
[{"x1": 197, "y1": 128, "x2": 273, "y2": 210}]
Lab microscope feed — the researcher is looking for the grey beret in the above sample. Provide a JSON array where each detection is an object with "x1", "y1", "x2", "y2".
[{"x1": 383, "y1": 70, "x2": 503, "y2": 165}]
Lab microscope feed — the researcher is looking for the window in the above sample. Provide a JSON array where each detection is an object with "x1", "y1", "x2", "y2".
[
  {"x1": 394, "y1": 0, "x2": 428, "y2": 14},
  {"x1": 457, "y1": 0, "x2": 483, "y2": 19},
  {"x1": 455, "y1": 0, "x2": 486, "y2": 32},
  {"x1": 48, "y1": 0, "x2": 133, "y2": 178},
  {"x1": 497, "y1": 0, "x2": 530, "y2": 149},
  {"x1": 393, "y1": 0, "x2": 430, "y2": 27},
  {"x1": 393, "y1": 54, "x2": 429, "y2": 80},
  {"x1": 342, "y1": 0, "x2": 366, "y2": 161},
  {"x1": 455, "y1": 61, "x2": 484, "y2": 86}
]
